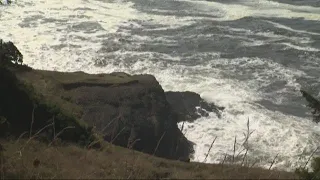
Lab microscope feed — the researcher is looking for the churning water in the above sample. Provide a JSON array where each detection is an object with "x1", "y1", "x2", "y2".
[{"x1": 1, "y1": 0, "x2": 320, "y2": 171}]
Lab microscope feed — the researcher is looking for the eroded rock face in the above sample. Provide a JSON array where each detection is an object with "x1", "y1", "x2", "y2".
[
  {"x1": 165, "y1": 91, "x2": 225, "y2": 122},
  {"x1": 0, "y1": 67, "x2": 94, "y2": 145},
  {"x1": 59, "y1": 72, "x2": 194, "y2": 160},
  {"x1": 1, "y1": 41, "x2": 195, "y2": 160}
]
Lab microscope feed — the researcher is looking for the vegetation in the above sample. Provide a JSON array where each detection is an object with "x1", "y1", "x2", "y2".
[
  {"x1": 0, "y1": 138, "x2": 296, "y2": 179},
  {"x1": 0, "y1": 40, "x2": 22, "y2": 65},
  {"x1": 0, "y1": 0, "x2": 12, "y2": 5},
  {"x1": 296, "y1": 157, "x2": 320, "y2": 180},
  {"x1": 294, "y1": 90, "x2": 320, "y2": 180},
  {"x1": 0, "y1": 39, "x2": 96, "y2": 147},
  {"x1": 9, "y1": 63, "x2": 195, "y2": 160},
  {"x1": 0, "y1": 39, "x2": 300, "y2": 179}
]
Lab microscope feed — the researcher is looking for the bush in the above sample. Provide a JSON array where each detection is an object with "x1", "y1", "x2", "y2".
[
  {"x1": 296, "y1": 157, "x2": 320, "y2": 180},
  {"x1": 297, "y1": 91, "x2": 320, "y2": 179},
  {"x1": 0, "y1": 39, "x2": 23, "y2": 66},
  {"x1": 0, "y1": 0, "x2": 12, "y2": 5},
  {"x1": 0, "y1": 40, "x2": 96, "y2": 147}
]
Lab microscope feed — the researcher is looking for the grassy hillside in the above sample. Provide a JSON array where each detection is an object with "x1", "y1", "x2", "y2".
[{"x1": 0, "y1": 138, "x2": 297, "y2": 179}]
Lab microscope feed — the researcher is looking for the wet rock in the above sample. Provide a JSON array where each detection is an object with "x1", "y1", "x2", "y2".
[
  {"x1": 165, "y1": 91, "x2": 224, "y2": 122},
  {"x1": 301, "y1": 90, "x2": 320, "y2": 123}
]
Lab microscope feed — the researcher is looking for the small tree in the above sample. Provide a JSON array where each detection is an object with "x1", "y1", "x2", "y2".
[
  {"x1": 0, "y1": 39, "x2": 23, "y2": 65},
  {"x1": 0, "y1": 0, "x2": 12, "y2": 5}
]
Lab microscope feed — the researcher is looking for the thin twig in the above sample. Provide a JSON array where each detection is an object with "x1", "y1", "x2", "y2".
[
  {"x1": 48, "y1": 126, "x2": 75, "y2": 146},
  {"x1": 268, "y1": 153, "x2": 279, "y2": 170},
  {"x1": 22, "y1": 123, "x2": 54, "y2": 150},
  {"x1": 127, "y1": 142, "x2": 143, "y2": 180},
  {"x1": 233, "y1": 136, "x2": 237, "y2": 163},
  {"x1": 87, "y1": 138, "x2": 103, "y2": 149},
  {"x1": 111, "y1": 127, "x2": 126, "y2": 144},
  {"x1": 250, "y1": 159, "x2": 259, "y2": 168},
  {"x1": 29, "y1": 105, "x2": 35, "y2": 138},
  {"x1": 174, "y1": 137, "x2": 181, "y2": 157},
  {"x1": 52, "y1": 116, "x2": 56, "y2": 139},
  {"x1": 15, "y1": 131, "x2": 28, "y2": 144},
  {"x1": 153, "y1": 132, "x2": 166, "y2": 156},
  {"x1": 303, "y1": 146, "x2": 319, "y2": 170},
  {"x1": 29, "y1": 123, "x2": 54, "y2": 141},
  {"x1": 92, "y1": 114, "x2": 121, "y2": 146},
  {"x1": 221, "y1": 153, "x2": 228, "y2": 165},
  {"x1": 128, "y1": 139, "x2": 141, "y2": 149},
  {"x1": 203, "y1": 136, "x2": 217, "y2": 163},
  {"x1": 236, "y1": 147, "x2": 246, "y2": 159},
  {"x1": 243, "y1": 118, "x2": 254, "y2": 149},
  {"x1": 0, "y1": 147, "x2": 4, "y2": 180},
  {"x1": 101, "y1": 115, "x2": 120, "y2": 133},
  {"x1": 241, "y1": 149, "x2": 248, "y2": 166},
  {"x1": 180, "y1": 121, "x2": 185, "y2": 132}
]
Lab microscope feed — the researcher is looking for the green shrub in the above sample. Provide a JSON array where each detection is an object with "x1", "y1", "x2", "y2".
[
  {"x1": 0, "y1": 1, "x2": 12, "y2": 6},
  {"x1": 296, "y1": 157, "x2": 320, "y2": 180},
  {"x1": 0, "y1": 39, "x2": 23, "y2": 66},
  {"x1": 0, "y1": 40, "x2": 95, "y2": 147},
  {"x1": 297, "y1": 90, "x2": 320, "y2": 179}
]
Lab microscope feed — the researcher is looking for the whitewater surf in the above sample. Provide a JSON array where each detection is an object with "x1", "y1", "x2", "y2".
[{"x1": 1, "y1": 0, "x2": 320, "y2": 171}]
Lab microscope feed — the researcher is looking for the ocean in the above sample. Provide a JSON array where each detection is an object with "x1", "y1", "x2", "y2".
[{"x1": 1, "y1": 0, "x2": 320, "y2": 171}]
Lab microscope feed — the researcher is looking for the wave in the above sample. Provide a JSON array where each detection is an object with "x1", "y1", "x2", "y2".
[{"x1": 1, "y1": 0, "x2": 320, "y2": 171}]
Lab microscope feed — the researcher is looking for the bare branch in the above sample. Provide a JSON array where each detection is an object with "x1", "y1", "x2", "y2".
[
  {"x1": 233, "y1": 136, "x2": 237, "y2": 163},
  {"x1": 268, "y1": 153, "x2": 279, "y2": 170},
  {"x1": 153, "y1": 132, "x2": 166, "y2": 156},
  {"x1": 203, "y1": 136, "x2": 217, "y2": 163},
  {"x1": 303, "y1": 146, "x2": 319, "y2": 170}
]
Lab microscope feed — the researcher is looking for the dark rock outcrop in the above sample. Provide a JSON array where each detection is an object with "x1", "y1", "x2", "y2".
[
  {"x1": 165, "y1": 91, "x2": 224, "y2": 122},
  {"x1": 0, "y1": 40, "x2": 195, "y2": 160},
  {"x1": 301, "y1": 90, "x2": 320, "y2": 123},
  {"x1": 0, "y1": 66, "x2": 94, "y2": 145},
  {"x1": 13, "y1": 70, "x2": 194, "y2": 160}
]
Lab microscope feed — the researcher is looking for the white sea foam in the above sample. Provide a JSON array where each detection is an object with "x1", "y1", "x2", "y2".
[
  {"x1": 181, "y1": 0, "x2": 320, "y2": 21},
  {"x1": 280, "y1": 42, "x2": 320, "y2": 52},
  {"x1": 215, "y1": 25, "x2": 316, "y2": 48},
  {"x1": 131, "y1": 57, "x2": 319, "y2": 171},
  {"x1": 1, "y1": 0, "x2": 320, "y2": 172},
  {"x1": 0, "y1": 0, "x2": 194, "y2": 71},
  {"x1": 264, "y1": 20, "x2": 320, "y2": 36}
]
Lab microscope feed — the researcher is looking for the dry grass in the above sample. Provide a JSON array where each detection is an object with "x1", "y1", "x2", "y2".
[
  {"x1": 0, "y1": 138, "x2": 297, "y2": 179},
  {"x1": 0, "y1": 68, "x2": 300, "y2": 179}
]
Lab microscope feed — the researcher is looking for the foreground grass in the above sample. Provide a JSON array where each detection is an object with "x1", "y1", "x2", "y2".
[{"x1": 0, "y1": 139, "x2": 297, "y2": 179}]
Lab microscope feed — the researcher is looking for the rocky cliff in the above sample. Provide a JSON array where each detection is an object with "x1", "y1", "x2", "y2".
[
  {"x1": 2, "y1": 66, "x2": 195, "y2": 160},
  {"x1": 0, "y1": 40, "x2": 225, "y2": 161}
]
